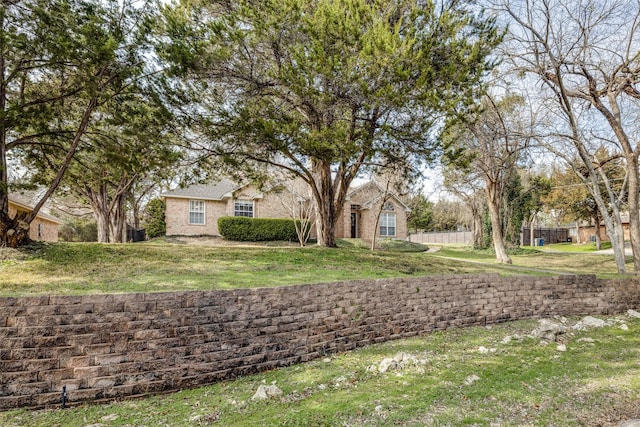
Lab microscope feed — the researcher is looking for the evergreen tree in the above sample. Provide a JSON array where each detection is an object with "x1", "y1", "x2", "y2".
[{"x1": 159, "y1": 0, "x2": 501, "y2": 247}]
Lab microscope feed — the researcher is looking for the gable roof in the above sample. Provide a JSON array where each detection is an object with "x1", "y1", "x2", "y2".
[
  {"x1": 361, "y1": 194, "x2": 411, "y2": 212},
  {"x1": 347, "y1": 181, "x2": 411, "y2": 212},
  {"x1": 8, "y1": 194, "x2": 63, "y2": 224},
  {"x1": 161, "y1": 178, "x2": 240, "y2": 201}
]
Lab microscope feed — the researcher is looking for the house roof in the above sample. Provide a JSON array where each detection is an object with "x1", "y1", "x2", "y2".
[
  {"x1": 163, "y1": 177, "x2": 410, "y2": 211},
  {"x1": 161, "y1": 178, "x2": 241, "y2": 201},
  {"x1": 8, "y1": 194, "x2": 63, "y2": 224},
  {"x1": 360, "y1": 193, "x2": 411, "y2": 212},
  {"x1": 347, "y1": 181, "x2": 411, "y2": 212}
]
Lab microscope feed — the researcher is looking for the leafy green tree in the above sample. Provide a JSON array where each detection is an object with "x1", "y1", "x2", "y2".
[
  {"x1": 516, "y1": 173, "x2": 552, "y2": 246},
  {"x1": 1, "y1": 0, "x2": 157, "y2": 246},
  {"x1": 142, "y1": 198, "x2": 166, "y2": 239},
  {"x1": 159, "y1": 0, "x2": 501, "y2": 247},
  {"x1": 407, "y1": 193, "x2": 434, "y2": 233},
  {"x1": 431, "y1": 199, "x2": 468, "y2": 232},
  {"x1": 19, "y1": 1, "x2": 179, "y2": 243},
  {"x1": 30, "y1": 88, "x2": 181, "y2": 243}
]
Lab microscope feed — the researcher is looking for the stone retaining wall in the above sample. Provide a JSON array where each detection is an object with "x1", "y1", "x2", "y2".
[{"x1": 2, "y1": 274, "x2": 640, "y2": 410}]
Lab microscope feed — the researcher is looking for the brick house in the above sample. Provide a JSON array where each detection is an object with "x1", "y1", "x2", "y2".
[
  {"x1": 8, "y1": 195, "x2": 62, "y2": 242},
  {"x1": 162, "y1": 178, "x2": 410, "y2": 240},
  {"x1": 337, "y1": 181, "x2": 410, "y2": 240},
  {"x1": 572, "y1": 214, "x2": 632, "y2": 244}
]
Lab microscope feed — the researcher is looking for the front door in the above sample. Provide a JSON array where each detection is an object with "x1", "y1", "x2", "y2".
[{"x1": 350, "y1": 212, "x2": 357, "y2": 238}]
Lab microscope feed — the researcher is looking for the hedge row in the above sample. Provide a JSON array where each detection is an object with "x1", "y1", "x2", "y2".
[{"x1": 218, "y1": 216, "x2": 300, "y2": 241}]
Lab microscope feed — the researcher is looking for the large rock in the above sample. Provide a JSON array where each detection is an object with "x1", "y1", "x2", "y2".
[
  {"x1": 627, "y1": 309, "x2": 640, "y2": 319},
  {"x1": 531, "y1": 319, "x2": 566, "y2": 341},
  {"x1": 252, "y1": 384, "x2": 283, "y2": 401},
  {"x1": 371, "y1": 352, "x2": 428, "y2": 374},
  {"x1": 572, "y1": 316, "x2": 608, "y2": 331},
  {"x1": 377, "y1": 358, "x2": 398, "y2": 373}
]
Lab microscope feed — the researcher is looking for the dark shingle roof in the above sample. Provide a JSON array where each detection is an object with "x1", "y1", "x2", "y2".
[{"x1": 161, "y1": 178, "x2": 240, "y2": 201}]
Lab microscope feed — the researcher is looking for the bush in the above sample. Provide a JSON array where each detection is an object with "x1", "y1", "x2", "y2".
[
  {"x1": 379, "y1": 239, "x2": 429, "y2": 252},
  {"x1": 59, "y1": 218, "x2": 98, "y2": 242},
  {"x1": 218, "y1": 217, "x2": 299, "y2": 241},
  {"x1": 142, "y1": 198, "x2": 166, "y2": 239}
]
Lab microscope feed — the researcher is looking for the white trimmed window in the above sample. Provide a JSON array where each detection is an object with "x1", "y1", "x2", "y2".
[
  {"x1": 189, "y1": 200, "x2": 205, "y2": 224},
  {"x1": 380, "y1": 212, "x2": 396, "y2": 236},
  {"x1": 234, "y1": 200, "x2": 254, "y2": 217}
]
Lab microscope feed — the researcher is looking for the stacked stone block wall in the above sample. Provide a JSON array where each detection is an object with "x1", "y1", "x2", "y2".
[{"x1": 2, "y1": 274, "x2": 640, "y2": 410}]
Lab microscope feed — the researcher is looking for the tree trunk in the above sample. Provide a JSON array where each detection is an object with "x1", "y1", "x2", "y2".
[
  {"x1": 0, "y1": 212, "x2": 31, "y2": 247},
  {"x1": 315, "y1": 205, "x2": 337, "y2": 247},
  {"x1": 0, "y1": 22, "x2": 12, "y2": 245},
  {"x1": 626, "y1": 156, "x2": 640, "y2": 273},
  {"x1": 109, "y1": 195, "x2": 126, "y2": 243},
  {"x1": 486, "y1": 185, "x2": 512, "y2": 264},
  {"x1": 310, "y1": 160, "x2": 340, "y2": 248},
  {"x1": 601, "y1": 206, "x2": 626, "y2": 273},
  {"x1": 86, "y1": 185, "x2": 111, "y2": 243},
  {"x1": 132, "y1": 195, "x2": 141, "y2": 231},
  {"x1": 95, "y1": 210, "x2": 110, "y2": 243},
  {"x1": 93, "y1": 211, "x2": 110, "y2": 243},
  {"x1": 593, "y1": 214, "x2": 602, "y2": 251},
  {"x1": 529, "y1": 212, "x2": 536, "y2": 247},
  {"x1": 472, "y1": 208, "x2": 483, "y2": 249}
]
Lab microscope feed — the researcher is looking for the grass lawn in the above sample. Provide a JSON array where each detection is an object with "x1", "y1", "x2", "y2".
[
  {"x1": 430, "y1": 246, "x2": 631, "y2": 278},
  {"x1": 529, "y1": 241, "x2": 612, "y2": 253},
  {"x1": 2, "y1": 316, "x2": 639, "y2": 426},
  {"x1": 0, "y1": 240, "x2": 543, "y2": 297}
]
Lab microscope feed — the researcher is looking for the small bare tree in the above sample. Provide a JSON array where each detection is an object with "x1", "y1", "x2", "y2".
[
  {"x1": 443, "y1": 166, "x2": 486, "y2": 249},
  {"x1": 368, "y1": 168, "x2": 409, "y2": 250},
  {"x1": 276, "y1": 182, "x2": 315, "y2": 247}
]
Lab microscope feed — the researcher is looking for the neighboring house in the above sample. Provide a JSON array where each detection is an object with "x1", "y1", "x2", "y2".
[
  {"x1": 8, "y1": 194, "x2": 62, "y2": 242},
  {"x1": 573, "y1": 214, "x2": 632, "y2": 243},
  {"x1": 162, "y1": 178, "x2": 410, "y2": 240}
]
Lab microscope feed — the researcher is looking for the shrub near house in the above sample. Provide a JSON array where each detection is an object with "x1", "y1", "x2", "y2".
[{"x1": 218, "y1": 217, "x2": 300, "y2": 241}]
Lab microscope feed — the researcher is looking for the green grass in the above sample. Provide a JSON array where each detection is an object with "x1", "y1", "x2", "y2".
[
  {"x1": 3, "y1": 316, "x2": 639, "y2": 426},
  {"x1": 2, "y1": 241, "x2": 638, "y2": 424},
  {"x1": 0, "y1": 240, "x2": 633, "y2": 296},
  {"x1": 531, "y1": 241, "x2": 612, "y2": 253},
  {"x1": 0, "y1": 241, "x2": 515, "y2": 296},
  {"x1": 377, "y1": 238, "x2": 429, "y2": 252},
  {"x1": 431, "y1": 246, "x2": 632, "y2": 277}
]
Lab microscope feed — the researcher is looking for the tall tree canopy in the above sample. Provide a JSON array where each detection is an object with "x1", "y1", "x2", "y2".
[
  {"x1": 160, "y1": 0, "x2": 501, "y2": 247},
  {"x1": 27, "y1": 88, "x2": 181, "y2": 243},
  {"x1": 1, "y1": 0, "x2": 159, "y2": 246}
]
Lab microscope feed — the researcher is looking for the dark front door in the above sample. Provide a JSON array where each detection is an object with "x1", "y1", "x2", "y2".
[{"x1": 350, "y1": 212, "x2": 357, "y2": 238}]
